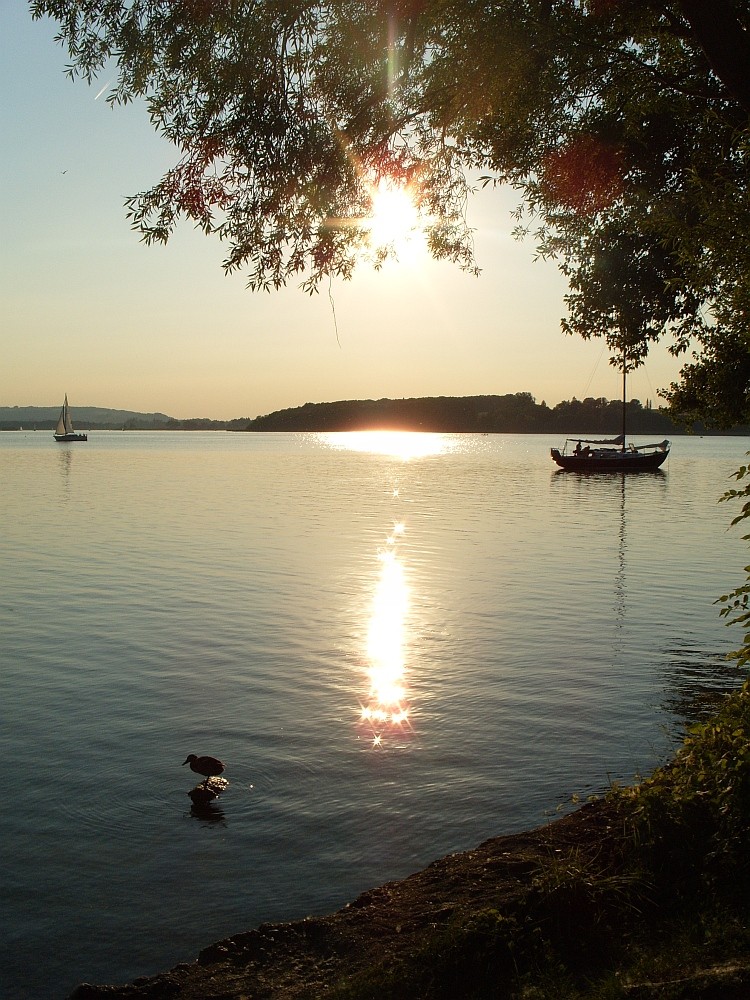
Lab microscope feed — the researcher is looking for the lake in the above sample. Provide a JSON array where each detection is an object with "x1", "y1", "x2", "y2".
[{"x1": 1, "y1": 430, "x2": 747, "y2": 998}]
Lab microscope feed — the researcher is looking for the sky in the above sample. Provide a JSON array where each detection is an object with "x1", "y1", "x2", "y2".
[{"x1": 1, "y1": 3, "x2": 686, "y2": 421}]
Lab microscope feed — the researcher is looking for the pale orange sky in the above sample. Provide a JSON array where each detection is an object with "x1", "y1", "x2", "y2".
[{"x1": 1, "y1": 3, "x2": 685, "y2": 420}]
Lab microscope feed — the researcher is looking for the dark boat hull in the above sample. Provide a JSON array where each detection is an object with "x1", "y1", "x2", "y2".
[
  {"x1": 550, "y1": 448, "x2": 668, "y2": 472},
  {"x1": 54, "y1": 432, "x2": 88, "y2": 442}
]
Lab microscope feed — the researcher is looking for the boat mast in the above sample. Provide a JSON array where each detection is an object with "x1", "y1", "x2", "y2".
[{"x1": 621, "y1": 349, "x2": 627, "y2": 452}]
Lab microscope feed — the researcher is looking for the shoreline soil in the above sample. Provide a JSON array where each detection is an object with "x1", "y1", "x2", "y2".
[
  {"x1": 69, "y1": 796, "x2": 750, "y2": 1000},
  {"x1": 68, "y1": 802, "x2": 620, "y2": 998}
]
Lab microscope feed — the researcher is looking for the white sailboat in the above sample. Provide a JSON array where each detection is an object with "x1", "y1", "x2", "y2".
[{"x1": 54, "y1": 395, "x2": 87, "y2": 442}]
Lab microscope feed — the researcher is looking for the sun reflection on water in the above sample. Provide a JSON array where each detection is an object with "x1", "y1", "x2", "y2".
[
  {"x1": 360, "y1": 523, "x2": 413, "y2": 748},
  {"x1": 322, "y1": 430, "x2": 451, "y2": 460}
]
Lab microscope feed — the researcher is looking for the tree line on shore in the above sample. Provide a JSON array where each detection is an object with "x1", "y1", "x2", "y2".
[{"x1": 243, "y1": 393, "x2": 745, "y2": 436}]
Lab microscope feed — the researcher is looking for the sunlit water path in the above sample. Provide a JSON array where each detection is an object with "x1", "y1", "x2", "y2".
[{"x1": 1, "y1": 430, "x2": 746, "y2": 998}]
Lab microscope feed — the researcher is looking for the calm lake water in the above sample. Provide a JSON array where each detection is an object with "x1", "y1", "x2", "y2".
[{"x1": 1, "y1": 430, "x2": 747, "y2": 998}]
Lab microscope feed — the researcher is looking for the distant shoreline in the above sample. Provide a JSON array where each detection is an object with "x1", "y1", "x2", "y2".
[
  {"x1": 2, "y1": 394, "x2": 748, "y2": 435},
  {"x1": 5, "y1": 425, "x2": 747, "y2": 436}
]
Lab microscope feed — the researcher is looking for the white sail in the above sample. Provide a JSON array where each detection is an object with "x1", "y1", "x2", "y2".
[
  {"x1": 55, "y1": 396, "x2": 69, "y2": 436},
  {"x1": 54, "y1": 394, "x2": 85, "y2": 440}
]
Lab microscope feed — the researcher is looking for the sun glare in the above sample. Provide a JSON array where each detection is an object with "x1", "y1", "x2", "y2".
[
  {"x1": 322, "y1": 430, "x2": 451, "y2": 460},
  {"x1": 359, "y1": 531, "x2": 413, "y2": 748},
  {"x1": 367, "y1": 180, "x2": 427, "y2": 263}
]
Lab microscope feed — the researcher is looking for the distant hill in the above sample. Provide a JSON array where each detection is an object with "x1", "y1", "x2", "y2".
[{"x1": 0, "y1": 405, "x2": 174, "y2": 430}]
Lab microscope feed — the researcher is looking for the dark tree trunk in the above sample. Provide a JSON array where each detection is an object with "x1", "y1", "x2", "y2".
[{"x1": 677, "y1": 0, "x2": 750, "y2": 114}]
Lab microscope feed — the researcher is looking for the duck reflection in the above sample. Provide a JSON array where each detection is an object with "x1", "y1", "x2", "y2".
[
  {"x1": 189, "y1": 801, "x2": 227, "y2": 823},
  {"x1": 187, "y1": 774, "x2": 229, "y2": 821},
  {"x1": 360, "y1": 523, "x2": 412, "y2": 746}
]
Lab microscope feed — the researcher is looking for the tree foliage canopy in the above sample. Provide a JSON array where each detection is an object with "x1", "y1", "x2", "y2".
[
  {"x1": 30, "y1": 0, "x2": 750, "y2": 424},
  {"x1": 718, "y1": 459, "x2": 750, "y2": 667}
]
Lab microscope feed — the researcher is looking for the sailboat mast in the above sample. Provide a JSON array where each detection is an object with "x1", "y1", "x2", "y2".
[{"x1": 621, "y1": 349, "x2": 627, "y2": 452}]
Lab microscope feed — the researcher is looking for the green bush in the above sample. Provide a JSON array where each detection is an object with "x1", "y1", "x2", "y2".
[
  {"x1": 718, "y1": 458, "x2": 750, "y2": 668},
  {"x1": 614, "y1": 680, "x2": 750, "y2": 897}
]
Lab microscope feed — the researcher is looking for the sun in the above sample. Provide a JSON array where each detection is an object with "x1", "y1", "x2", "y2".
[
  {"x1": 367, "y1": 180, "x2": 426, "y2": 262},
  {"x1": 370, "y1": 182, "x2": 417, "y2": 244}
]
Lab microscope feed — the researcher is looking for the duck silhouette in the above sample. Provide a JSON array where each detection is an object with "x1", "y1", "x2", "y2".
[{"x1": 182, "y1": 753, "x2": 226, "y2": 785}]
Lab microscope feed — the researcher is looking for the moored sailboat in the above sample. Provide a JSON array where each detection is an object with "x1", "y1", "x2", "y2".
[
  {"x1": 54, "y1": 395, "x2": 87, "y2": 442},
  {"x1": 551, "y1": 361, "x2": 669, "y2": 472}
]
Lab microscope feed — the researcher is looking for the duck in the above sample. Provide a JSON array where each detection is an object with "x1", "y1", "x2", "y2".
[{"x1": 182, "y1": 753, "x2": 226, "y2": 785}]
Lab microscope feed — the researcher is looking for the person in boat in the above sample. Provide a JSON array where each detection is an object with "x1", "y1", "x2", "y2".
[{"x1": 574, "y1": 440, "x2": 582, "y2": 455}]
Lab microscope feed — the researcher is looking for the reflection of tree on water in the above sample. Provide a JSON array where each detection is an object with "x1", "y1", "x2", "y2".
[
  {"x1": 662, "y1": 651, "x2": 746, "y2": 726},
  {"x1": 549, "y1": 466, "x2": 740, "y2": 744},
  {"x1": 610, "y1": 473, "x2": 742, "y2": 730}
]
